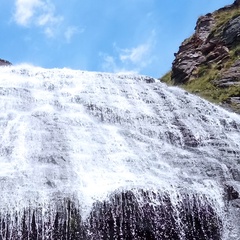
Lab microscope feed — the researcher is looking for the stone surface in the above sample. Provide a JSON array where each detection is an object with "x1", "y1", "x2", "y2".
[
  {"x1": 213, "y1": 60, "x2": 240, "y2": 87},
  {"x1": 234, "y1": 0, "x2": 240, "y2": 6},
  {"x1": 171, "y1": 14, "x2": 215, "y2": 84},
  {"x1": 222, "y1": 15, "x2": 240, "y2": 46},
  {"x1": 232, "y1": 199, "x2": 240, "y2": 208},
  {"x1": 0, "y1": 58, "x2": 12, "y2": 66},
  {"x1": 169, "y1": 1, "x2": 240, "y2": 113},
  {"x1": 225, "y1": 184, "x2": 239, "y2": 201}
]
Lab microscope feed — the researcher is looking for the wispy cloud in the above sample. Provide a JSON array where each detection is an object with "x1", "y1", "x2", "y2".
[
  {"x1": 119, "y1": 43, "x2": 152, "y2": 68},
  {"x1": 99, "y1": 54, "x2": 136, "y2": 74},
  {"x1": 14, "y1": 0, "x2": 42, "y2": 26},
  {"x1": 14, "y1": 0, "x2": 62, "y2": 27},
  {"x1": 100, "y1": 31, "x2": 156, "y2": 74},
  {"x1": 64, "y1": 26, "x2": 84, "y2": 43},
  {"x1": 13, "y1": 0, "x2": 63, "y2": 37}
]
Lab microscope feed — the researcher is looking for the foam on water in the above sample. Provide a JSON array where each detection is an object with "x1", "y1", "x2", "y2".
[{"x1": 0, "y1": 65, "x2": 240, "y2": 239}]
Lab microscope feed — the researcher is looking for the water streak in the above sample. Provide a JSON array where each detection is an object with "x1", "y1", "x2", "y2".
[{"x1": 0, "y1": 65, "x2": 240, "y2": 239}]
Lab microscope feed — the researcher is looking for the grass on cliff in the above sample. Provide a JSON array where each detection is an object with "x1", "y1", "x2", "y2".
[
  {"x1": 160, "y1": 58, "x2": 240, "y2": 112},
  {"x1": 160, "y1": 6, "x2": 240, "y2": 113},
  {"x1": 184, "y1": 65, "x2": 240, "y2": 104},
  {"x1": 160, "y1": 66, "x2": 221, "y2": 102},
  {"x1": 160, "y1": 71, "x2": 173, "y2": 85},
  {"x1": 177, "y1": 64, "x2": 224, "y2": 103},
  {"x1": 211, "y1": 7, "x2": 240, "y2": 37}
]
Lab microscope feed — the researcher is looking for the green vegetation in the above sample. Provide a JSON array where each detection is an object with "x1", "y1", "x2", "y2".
[
  {"x1": 211, "y1": 7, "x2": 240, "y2": 37},
  {"x1": 183, "y1": 64, "x2": 220, "y2": 102},
  {"x1": 160, "y1": 5, "x2": 240, "y2": 113},
  {"x1": 229, "y1": 43, "x2": 240, "y2": 58},
  {"x1": 160, "y1": 55, "x2": 240, "y2": 112},
  {"x1": 160, "y1": 71, "x2": 173, "y2": 85},
  {"x1": 184, "y1": 70, "x2": 239, "y2": 104}
]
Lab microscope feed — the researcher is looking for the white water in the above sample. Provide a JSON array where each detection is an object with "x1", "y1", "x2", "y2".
[{"x1": 0, "y1": 65, "x2": 240, "y2": 239}]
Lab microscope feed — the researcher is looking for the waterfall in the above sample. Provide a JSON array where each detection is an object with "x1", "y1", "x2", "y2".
[{"x1": 0, "y1": 65, "x2": 240, "y2": 239}]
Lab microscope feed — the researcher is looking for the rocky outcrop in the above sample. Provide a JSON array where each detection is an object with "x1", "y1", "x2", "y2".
[
  {"x1": 222, "y1": 15, "x2": 240, "y2": 45},
  {"x1": 213, "y1": 60, "x2": 240, "y2": 87},
  {"x1": 172, "y1": 3, "x2": 240, "y2": 85},
  {"x1": 0, "y1": 58, "x2": 12, "y2": 66},
  {"x1": 171, "y1": 14, "x2": 215, "y2": 84},
  {"x1": 162, "y1": 0, "x2": 240, "y2": 113}
]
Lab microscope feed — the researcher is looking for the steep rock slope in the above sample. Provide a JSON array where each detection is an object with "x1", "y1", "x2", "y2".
[
  {"x1": 0, "y1": 58, "x2": 12, "y2": 66},
  {"x1": 161, "y1": 0, "x2": 240, "y2": 113}
]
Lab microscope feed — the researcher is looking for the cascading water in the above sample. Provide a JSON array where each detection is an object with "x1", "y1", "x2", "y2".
[{"x1": 0, "y1": 65, "x2": 240, "y2": 240}]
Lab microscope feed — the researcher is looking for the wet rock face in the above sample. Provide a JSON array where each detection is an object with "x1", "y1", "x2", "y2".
[
  {"x1": 0, "y1": 59, "x2": 11, "y2": 66},
  {"x1": 88, "y1": 190, "x2": 222, "y2": 240},
  {"x1": 0, "y1": 190, "x2": 222, "y2": 240},
  {"x1": 225, "y1": 185, "x2": 239, "y2": 201}
]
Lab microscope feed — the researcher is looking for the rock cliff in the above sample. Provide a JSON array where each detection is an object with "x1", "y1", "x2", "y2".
[
  {"x1": 0, "y1": 58, "x2": 12, "y2": 66},
  {"x1": 161, "y1": 0, "x2": 240, "y2": 113}
]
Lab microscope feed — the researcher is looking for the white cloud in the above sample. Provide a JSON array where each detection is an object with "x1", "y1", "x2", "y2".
[
  {"x1": 37, "y1": 12, "x2": 59, "y2": 26},
  {"x1": 100, "y1": 31, "x2": 156, "y2": 74},
  {"x1": 64, "y1": 26, "x2": 84, "y2": 43},
  {"x1": 44, "y1": 26, "x2": 55, "y2": 38},
  {"x1": 13, "y1": 0, "x2": 63, "y2": 37},
  {"x1": 101, "y1": 54, "x2": 117, "y2": 72},
  {"x1": 14, "y1": 0, "x2": 42, "y2": 26},
  {"x1": 120, "y1": 43, "x2": 151, "y2": 67},
  {"x1": 99, "y1": 53, "x2": 137, "y2": 74}
]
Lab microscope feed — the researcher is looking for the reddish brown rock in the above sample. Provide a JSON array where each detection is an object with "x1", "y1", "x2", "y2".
[
  {"x1": 171, "y1": 14, "x2": 216, "y2": 84},
  {"x1": 169, "y1": 0, "x2": 240, "y2": 113}
]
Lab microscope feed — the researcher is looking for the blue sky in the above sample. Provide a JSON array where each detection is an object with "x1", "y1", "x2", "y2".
[{"x1": 0, "y1": 0, "x2": 234, "y2": 78}]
